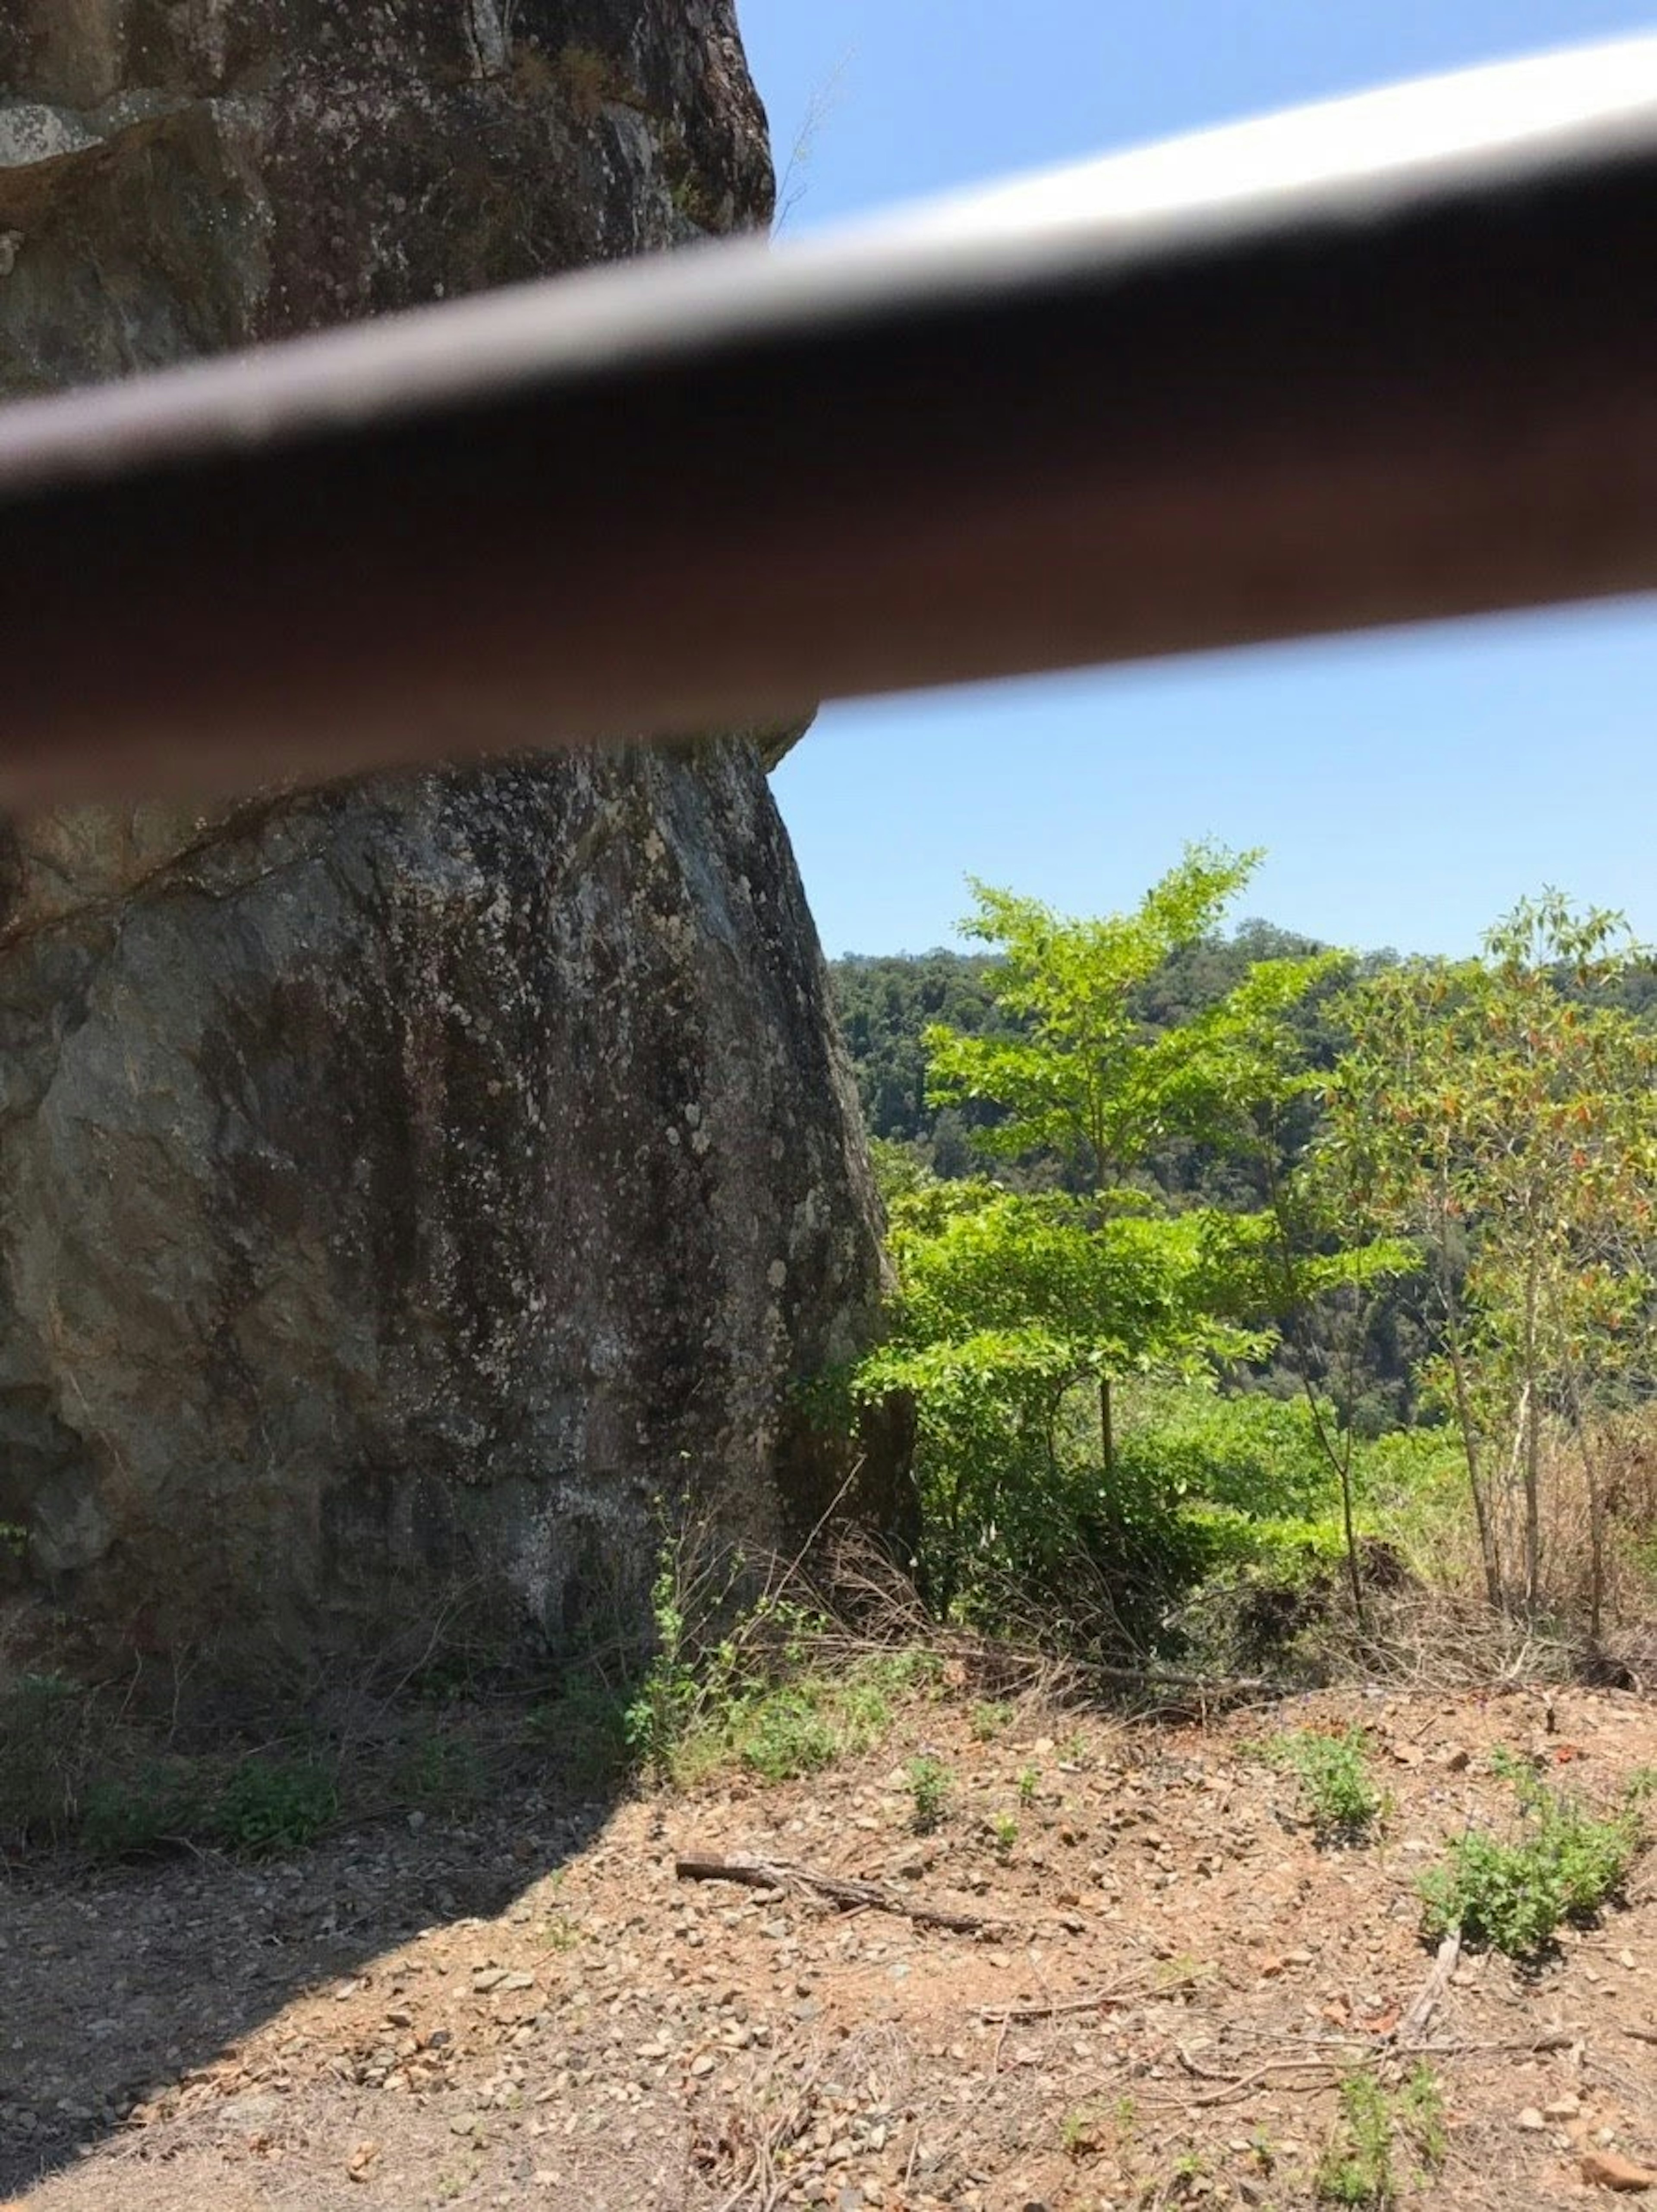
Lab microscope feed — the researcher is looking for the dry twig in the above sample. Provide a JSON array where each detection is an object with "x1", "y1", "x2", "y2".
[
  {"x1": 674, "y1": 1856, "x2": 995, "y2": 1935},
  {"x1": 1156, "y1": 2050, "x2": 1342, "y2": 2108},
  {"x1": 980, "y1": 1966, "x2": 1205, "y2": 2025},
  {"x1": 1395, "y1": 1927, "x2": 1462, "y2": 2044}
]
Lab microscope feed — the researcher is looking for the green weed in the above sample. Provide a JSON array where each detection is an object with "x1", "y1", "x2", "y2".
[
  {"x1": 1314, "y1": 2063, "x2": 1446, "y2": 2206},
  {"x1": 212, "y1": 1757, "x2": 338, "y2": 1856},
  {"x1": 907, "y1": 1756, "x2": 951, "y2": 1833},
  {"x1": 1399, "y1": 2062, "x2": 1448, "y2": 2168},
  {"x1": 1315, "y1": 2070, "x2": 1395, "y2": 2208},
  {"x1": 531, "y1": 1673, "x2": 632, "y2": 1794},
  {"x1": 1271, "y1": 1727, "x2": 1386, "y2": 1843},
  {"x1": 79, "y1": 1764, "x2": 205, "y2": 1858},
  {"x1": 1017, "y1": 1765, "x2": 1040, "y2": 1808},
  {"x1": 1061, "y1": 2095, "x2": 1134, "y2": 2160},
  {"x1": 735, "y1": 1689, "x2": 843, "y2": 1783},
  {"x1": 0, "y1": 1673, "x2": 100, "y2": 1845},
  {"x1": 1418, "y1": 1751, "x2": 1643, "y2": 1957},
  {"x1": 396, "y1": 1730, "x2": 487, "y2": 1812},
  {"x1": 971, "y1": 1700, "x2": 1013, "y2": 1740}
]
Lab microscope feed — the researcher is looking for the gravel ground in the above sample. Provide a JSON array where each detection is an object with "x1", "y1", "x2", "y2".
[{"x1": 3, "y1": 1679, "x2": 1656, "y2": 2211}]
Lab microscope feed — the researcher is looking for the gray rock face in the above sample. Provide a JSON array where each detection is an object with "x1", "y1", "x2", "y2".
[{"x1": 0, "y1": 4, "x2": 897, "y2": 1659}]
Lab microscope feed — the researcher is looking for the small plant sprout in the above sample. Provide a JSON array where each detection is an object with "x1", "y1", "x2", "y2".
[
  {"x1": 1399, "y1": 2063, "x2": 1448, "y2": 2169},
  {"x1": 1316, "y1": 2069, "x2": 1395, "y2": 2209},
  {"x1": 907, "y1": 1756, "x2": 951, "y2": 1834},
  {"x1": 1017, "y1": 1765, "x2": 1040, "y2": 1808},
  {"x1": 990, "y1": 1810, "x2": 1019, "y2": 1857}
]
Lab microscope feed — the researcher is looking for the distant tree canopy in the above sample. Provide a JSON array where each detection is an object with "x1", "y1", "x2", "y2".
[
  {"x1": 829, "y1": 905, "x2": 1656, "y2": 1441},
  {"x1": 830, "y1": 915, "x2": 1376, "y2": 1207},
  {"x1": 832, "y1": 869, "x2": 1657, "y2": 1643}
]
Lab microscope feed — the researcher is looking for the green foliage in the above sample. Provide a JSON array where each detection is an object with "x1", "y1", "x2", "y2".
[
  {"x1": 847, "y1": 851, "x2": 1354, "y2": 1644},
  {"x1": 840, "y1": 870, "x2": 1657, "y2": 1652},
  {"x1": 970, "y1": 1700, "x2": 1012, "y2": 1740},
  {"x1": 624, "y1": 1554, "x2": 702, "y2": 1782},
  {"x1": 396, "y1": 1729, "x2": 488, "y2": 1812},
  {"x1": 79, "y1": 1762, "x2": 208, "y2": 1857},
  {"x1": 989, "y1": 1810, "x2": 1019, "y2": 1856},
  {"x1": 832, "y1": 949, "x2": 1006, "y2": 1155},
  {"x1": 867, "y1": 1133, "x2": 936, "y2": 1204},
  {"x1": 1270, "y1": 1727, "x2": 1386, "y2": 1843},
  {"x1": 615, "y1": 1531, "x2": 922, "y2": 1789},
  {"x1": 530, "y1": 1673, "x2": 633, "y2": 1795},
  {"x1": 923, "y1": 844, "x2": 1266, "y2": 1179},
  {"x1": 1315, "y1": 2070, "x2": 1397, "y2": 2208},
  {"x1": 907, "y1": 1755, "x2": 951, "y2": 1833},
  {"x1": 1121, "y1": 1385, "x2": 1354, "y2": 1519},
  {"x1": 1418, "y1": 1754, "x2": 1644, "y2": 1955},
  {"x1": 212, "y1": 1757, "x2": 338, "y2": 1856},
  {"x1": 1310, "y1": 2061, "x2": 1445, "y2": 2206},
  {"x1": 1399, "y1": 2063, "x2": 1449, "y2": 2169},
  {"x1": 1325, "y1": 895, "x2": 1657, "y2": 1613},
  {"x1": 1016, "y1": 1765, "x2": 1040, "y2": 1807},
  {"x1": 734, "y1": 1688, "x2": 844, "y2": 1783},
  {"x1": 0, "y1": 1673, "x2": 106, "y2": 1846}
]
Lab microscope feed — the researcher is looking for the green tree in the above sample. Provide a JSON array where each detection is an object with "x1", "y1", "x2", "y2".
[
  {"x1": 851, "y1": 848, "x2": 1340, "y2": 1625},
  {"x1": 921, "y1": 844, "x2": 1313, "y2": 1473},
  {"x1": 1323, "y1": 895, "x2": 1657, "y2": 1621},
  {"x1": 854, "y1": 1178, "x2": 1268, "y2": 1616},
  {"x1": 1172, "y1": 955, "x2": 1420, "y2": 1622}
]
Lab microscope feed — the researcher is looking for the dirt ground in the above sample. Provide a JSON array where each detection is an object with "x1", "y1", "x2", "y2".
[{"x1": 3, "y1": 1679, "x2": 1655, "y2": 2211}]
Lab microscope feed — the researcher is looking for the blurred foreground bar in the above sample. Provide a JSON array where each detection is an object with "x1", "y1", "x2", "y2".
[{"x1": 3, "y1": 37, "x2": 1657, "y2": 803}]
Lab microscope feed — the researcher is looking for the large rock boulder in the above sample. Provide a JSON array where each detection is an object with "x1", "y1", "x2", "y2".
[{"x1": 0, "y1": 3, "x2": 898, "y2": 1662}]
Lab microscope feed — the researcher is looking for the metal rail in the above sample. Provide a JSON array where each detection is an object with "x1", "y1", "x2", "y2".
[{"x1": 3, "y1": 36, "x2": 1656, "y2": 805}]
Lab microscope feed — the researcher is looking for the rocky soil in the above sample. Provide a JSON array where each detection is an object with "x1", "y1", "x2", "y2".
[{"x1": 3, "y1": 1679, "x2": 1656, "y2": 2211}]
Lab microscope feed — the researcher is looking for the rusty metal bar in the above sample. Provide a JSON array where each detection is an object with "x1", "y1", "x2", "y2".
[{"x1": 3, "y1": 37, "x2": 1656, "y2": 805}]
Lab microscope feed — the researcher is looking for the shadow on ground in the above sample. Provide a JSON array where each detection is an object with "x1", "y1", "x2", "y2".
[{"x1": 0, "y1": 1778, "x2": 615, "y2": 2199}]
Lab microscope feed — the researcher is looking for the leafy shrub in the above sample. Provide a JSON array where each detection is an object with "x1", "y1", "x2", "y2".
[
  {"x1": 618, "y1": 1562, "x2": 911, "y2": 1789},
  {"x1": 1271, "y1": 1727, "x2": 1386, "y2": 1843},
  {"x1": 396, "y1": 1730, "x2": 488, "y2": 1812},
  {"x1": 737, "y1": 1690, "x2": 842, "y2": 1783},
  {"x1": 0, "y1": 1673, "x2": 105, "y2": 1846},
  {"x1": 1418, "y1": 1753, "x2": 1643, "y2": 1956},
  {"x1": 907, "y1": 1756, "x2": 951, "y2": 1833},
  {"x1": 211, "y1": 1757, "x2": 338, "y2": 1856},
  {"x1": 1119, "y1": 1386, "x2": 1338, "y2": 1519},
  {"x1": 79, "y1": 1764, "x2": 206, "y2": 1857}
]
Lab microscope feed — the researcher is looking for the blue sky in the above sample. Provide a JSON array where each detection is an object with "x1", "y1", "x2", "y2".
[{"x1": 740, "y1": 1, "x2": 1657, "y2": 959}]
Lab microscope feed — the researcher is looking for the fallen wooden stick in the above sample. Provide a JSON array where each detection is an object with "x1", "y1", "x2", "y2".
[
  {"x1": 1396, "y1": 1928, "x2": 1462, "y2": 2045},
  {"x1": 674, "y1": 1856, "x2": 994, "y2": 1935},
  {"x1": 980, "y1": 1966, "x2": 1205, "y2": 2025},
  {"x1": 1158, "y1": 2052, "x2": 1342, "y2": 2109}
]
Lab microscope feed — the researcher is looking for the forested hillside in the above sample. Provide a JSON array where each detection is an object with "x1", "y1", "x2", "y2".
[
  {"x1": 832, "y1": 920, "x2": 1353, "y2": 1184},
  {"x1": 832, "y1": 923, "x2": 1429, "y2": 1431}
]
